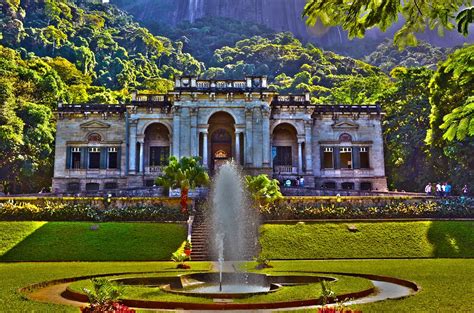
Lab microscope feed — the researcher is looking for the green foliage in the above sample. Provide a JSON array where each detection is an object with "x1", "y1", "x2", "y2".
[
  {"x1": 245, "y1": 174, "x2": 283, "y2": 206},
  {"x1": 456, "y1": 6, "x2": 474, "y2": 35},
  {"x1": 261, "y1": 198, "x2": 474, "y2": 220},
  {"x1": 156, "y1": 156, "x2": 210, "y2": 191},
  {"x1": 303, "y1": 0, "x2": 470, "y2": 48},
  {"x1": 83, "y1": 278, "x2": 123, "y2": 307},
  {"x1": 381, "y1": 67, "x2": 434, "y2": 190},
  {"x1": 0, "y1": 201, "x2": 187, "y2": 222},
  {"x1": 365, "y1": 39, "x2": 451, "y2": 73}
]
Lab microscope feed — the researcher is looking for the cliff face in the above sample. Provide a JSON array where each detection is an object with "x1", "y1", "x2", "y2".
[{"x1": 111, "y1": 0, "x2": 472, "y2": 48}]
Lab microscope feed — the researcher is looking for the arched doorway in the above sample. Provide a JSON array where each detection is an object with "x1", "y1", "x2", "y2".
[
  {"x1": 272, "y1": 123, "x2": 298, "y2": 174},
  {"x1": 144, "y1": 123, "x2": 170, "y2": 175},
  {"x1": 207, "y1": 112, "x2": 235, "y2": 172}
]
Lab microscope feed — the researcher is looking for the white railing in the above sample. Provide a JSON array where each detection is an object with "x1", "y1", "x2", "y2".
[
  {"x1": 273, "y1": 165, "x2": 297, "y2": 174},
  {"x1": 145, "y1": 166, "x2": 164, "y2": 175}
]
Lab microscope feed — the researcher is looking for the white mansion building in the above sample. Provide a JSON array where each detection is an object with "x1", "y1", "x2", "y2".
[{"x1": 52, "y1": 76, "x2": 388, "y2": 193}]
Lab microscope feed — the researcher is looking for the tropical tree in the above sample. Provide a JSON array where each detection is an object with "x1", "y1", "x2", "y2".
[
  {"x1": 245, "y1": 174, "x2": 283, "y2": 206},
  {"x1": 427, "y1": 45, "x2": 474, "y2": 144},
  {"x1": 156, "y1": 156, "x2": 209, "y2": 214},
  {"x1": 303, "y1": 0, "x2": 473, "y2": 47},
  {"x1": 381, "y1": 67, "x2": 434, "y2": 191}
]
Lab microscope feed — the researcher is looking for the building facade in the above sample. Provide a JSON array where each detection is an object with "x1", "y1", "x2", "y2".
[{"x1": 52, "y1": 76, "x2": 388, "y2": 193}]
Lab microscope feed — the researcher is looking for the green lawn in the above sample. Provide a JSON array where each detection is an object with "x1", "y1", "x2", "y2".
[
  {"x1": 0, "y1": 222, "x2": 186, "y2": 261},
  {"x1": 260, "y1": 221, "x2": 474, "y2": 259},
  {"x1": 261, "y1": 259, "x2": 474, "y2": 312},
  {"x1": 0, "y1": 260, "x2": 472, "y2": 312},
  {"x1": 68, "y1": 271, "x2": 373, "y2": 304},
  {"x1": 0, "y1": 262, "x2": 211, "y2": 312}
]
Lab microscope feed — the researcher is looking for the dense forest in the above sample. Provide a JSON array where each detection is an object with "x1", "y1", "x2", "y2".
[{"x1": 0, "y1": 0, "x2": 472, "y2": 193}]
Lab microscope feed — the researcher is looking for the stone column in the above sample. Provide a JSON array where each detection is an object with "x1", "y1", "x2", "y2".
[
  {"x1": 245, "y1": 107, "x2": 253, "y2": 166},
  {"x1": 172, "y1": 107, "x2": 181, "y2": 158},
  {"x1": 129, "y1": 121, "x2": 137, "y2": 173},
  {"x1": 297, "y1": 138, "x2": 304, "y2": 174},
  {"x1": 304, "y1": 120, "x2": 313, "y2": 174},
  {"x1": 138, "y1": 138, "x2": 145, "y2": 173},
  {"x1": 262, "y1": 107, "x2": 271, "y2": 167},
  {"x1": 190, "y1": 108, "x2": 198, "y2": 156},
  {"x1": 202, "y1": 130, "x2": 208, "y2": 169},
  {"x1": 235, "y1": 130, "x2": 241, "y2": 165}
]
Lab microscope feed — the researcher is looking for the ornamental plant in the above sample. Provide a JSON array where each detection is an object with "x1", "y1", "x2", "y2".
[
  {"x1": 245, "y1": 174, "x2": 283, "y2": 206},
  {"x1": 156, "y1": 156, "x2": 209, "y2": 214},
  {"x1": 81, "y1": 278, "x2": 135, "y2": 313}
]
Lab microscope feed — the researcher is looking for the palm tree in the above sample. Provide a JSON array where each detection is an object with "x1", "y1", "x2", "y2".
[{"x1": 156, "y1": 156, "x2": 209, "y2": 214}]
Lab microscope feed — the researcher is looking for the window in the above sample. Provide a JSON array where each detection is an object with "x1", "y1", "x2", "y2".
[
  {"x1": 67, "y1": 182, "x2": 80, "y2": 192},
  {"x1": 108, "y1": 147, "x2": 118, "y2": 169},
  {"x1": 71, "y1": 148, "x2": 81, "y2": 169},
  {"x1": 360, "y1": 147, "x2": 370, "y2": 168},
  {"x1": 104, "y1": 182, "x2": 118, "y2": 190},
  {"x1": 322, "y1": 182, "x2": 336, "y2": 189},
  {"x1": 273, "y1": 146, "x2": 292, "y2": 166},
  {"x1": 323, "y1": 147, "x2": 334, "y2": 169},
  {"x1": 145, "y1": 179, "x2": 155, "y2": 187},
  {"x1": 342, "y1": 182, "x2": 355, "y2": 190},
  {"x1": 340, "y1": 147, "x2": 352, "y2": 169},
  {"x1": 88, "y1": 147, "x2": 100, "y2": 169},
  {"x1": 149, "y1": 147, "x2": 170, "y2": 166},
  {"x1": 85, "y1": 183, "x2": 100, "y2": 191},
  {"x1": 360, "y1": 182, "x2": 372, "y2": 191}
]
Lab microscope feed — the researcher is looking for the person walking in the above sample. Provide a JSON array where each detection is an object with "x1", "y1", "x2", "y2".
[{"x1": 424, "y1": 183, "x2": 432, "y2": 196}]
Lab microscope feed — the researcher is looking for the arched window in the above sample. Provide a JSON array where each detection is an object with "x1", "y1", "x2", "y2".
[
  {"x1": 88, "y1": 133, "x2": 101, "y2": 142},
  {"x1": 339, "y1": 133, "x2": 352, "y2": 142}
]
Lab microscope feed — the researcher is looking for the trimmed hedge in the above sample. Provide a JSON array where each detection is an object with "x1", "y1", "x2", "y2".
[
  {"x1": 261, "y1": 197, "x2": 473, "y2": 220},
  {"x1": 0, "y1": 201, "x2": 187, "y2": 222}
]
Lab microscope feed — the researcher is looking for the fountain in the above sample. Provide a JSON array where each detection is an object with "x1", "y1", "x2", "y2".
[{"x1": 206, "y1": 161, "x2": 262, "y2": 293}]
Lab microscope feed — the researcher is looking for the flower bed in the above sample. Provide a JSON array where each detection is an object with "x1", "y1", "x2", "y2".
[
  {"x1": 261, "y1": 198, "x2": 473, "y2": 220},
  {"x1": 0, "y1": 201, "x2": 187, "y2": 222}
]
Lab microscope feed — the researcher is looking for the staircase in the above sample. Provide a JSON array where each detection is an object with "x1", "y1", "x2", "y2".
[{"x1": 190, "y1": 209, "x2": 211, "y2": 261}]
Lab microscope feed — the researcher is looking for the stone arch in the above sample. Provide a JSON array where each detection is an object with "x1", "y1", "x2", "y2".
[
  {"x1": 139, "y1": 120, "x2": 172, "y2": 137},
  {"x1": 272, "y1": 123, "x2": 298, "y2": 172},
  {"x1": 271, "y1": 120, "x2": 304, "y2": 136},
  {"x1": 204, "y1": 109, "x2": 240, "y2": 125},
  {"x1": 207, "y1": 111, "x2": 236, "y2": 172},
  {"x1": 85, "y1": 132, "x2": 104, "y2": 143},
  {"x1": 339, "y1": 133, "x2": 353, "y2": 142},
  {"x1": 143, "y1": 122, "x2": 171, "y2": 169}
]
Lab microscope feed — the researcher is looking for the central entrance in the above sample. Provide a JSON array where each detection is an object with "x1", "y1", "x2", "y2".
[{"x1": 207, "y1": 112, "x2": 235, "y2": 173}]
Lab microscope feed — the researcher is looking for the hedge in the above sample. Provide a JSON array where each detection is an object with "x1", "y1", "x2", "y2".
[
  {"x1": 261, "y1": 197, "x2": 473, "y2": 220},
  {"x1": 0, "y1": 201, "x2": 187, "y2": 222}
]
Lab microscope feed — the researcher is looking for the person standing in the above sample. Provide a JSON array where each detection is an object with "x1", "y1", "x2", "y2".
[
  {"x1": 462, "y1": 185, "x2": 468, "y2": 196},
  {"x1": 299, "y1": 176, "x2": 305, "y2": 188},
  {"x1": 436, "y1": 182, "x2": 442, "y2": 197},
  {"x1": 424, "y1": 183, "x2": 432, "y2": 196},
  {"x1": 445, "y1": 183, "x2": 452, "y2": 197}
]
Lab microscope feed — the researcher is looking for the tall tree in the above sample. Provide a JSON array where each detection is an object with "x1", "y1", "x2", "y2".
[
  {"x1": 303, "y1": 0, "x2": 473, "y2": 47},
  {"x1": 381, "y1": 67, "x2": 434, "y2": 191}
]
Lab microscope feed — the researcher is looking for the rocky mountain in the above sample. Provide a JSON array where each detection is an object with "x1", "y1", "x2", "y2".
[{"x1": 112, "y1": 0, "x2": 473, "y2": 54}]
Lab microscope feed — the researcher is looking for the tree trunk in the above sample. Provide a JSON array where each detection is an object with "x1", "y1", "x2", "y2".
[{"x1": 180, "y1": 187, "x2": 188, "y2": 214}]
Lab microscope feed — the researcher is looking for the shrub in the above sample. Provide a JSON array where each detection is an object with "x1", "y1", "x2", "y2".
[
  {"x1": 0, "y1": 201, "x2": 187, "y2": 222},
  {"x1": 81, "y1": 278, "x2": 135, "y2": 313},
  {"x1": 245, "y1": 174, "x2": 283, "y2": 206},
  {"x1": 261, "y1": 198, "x2": 473, "y2": 220}
]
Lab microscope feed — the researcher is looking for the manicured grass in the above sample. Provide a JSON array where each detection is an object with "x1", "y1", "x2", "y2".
[
  {"x1": 68, "y1": 272, "x2": 373, "y2": 304},
  {"x1": 0, "y1": 262, "x2": 211, "y2": 312},
  {"x1": 0, "y1": 221, "x2": 45, "y2": 255},
  {"x1": 0, "y1": 222, "x2": 186, "y2": 261},
  {"x1": 260, "y1": 221, "x2": 474, "y2": 259},
  {"x1": 262, "y1": 259, "x2": 474, "y2": 312},
  {"x1": 0, "y1": 260, "x2": 471, "y2": 312}
]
